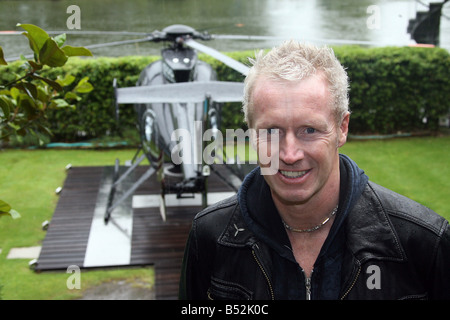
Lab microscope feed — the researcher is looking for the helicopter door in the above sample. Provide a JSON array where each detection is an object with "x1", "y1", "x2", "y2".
[{"x1": 140, "y1": 108, "x2": 163, "y2": 167}]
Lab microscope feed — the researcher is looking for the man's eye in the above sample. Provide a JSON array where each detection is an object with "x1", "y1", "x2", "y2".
[
  {"x1": 267, "y1": 128, "x2": 278, "y2": 135},
  {"x1": 306, "y1": 127, "x2": 316, "y2": 134}
]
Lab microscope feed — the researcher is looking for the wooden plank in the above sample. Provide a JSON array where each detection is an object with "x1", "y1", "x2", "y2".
[{"x1": 36, "y1": 167, "x2": 103, "y2": 271}]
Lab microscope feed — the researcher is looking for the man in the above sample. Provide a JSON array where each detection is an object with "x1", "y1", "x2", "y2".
[{"x1": 179, "y1": 41, "x2": 450, "y2": 299}]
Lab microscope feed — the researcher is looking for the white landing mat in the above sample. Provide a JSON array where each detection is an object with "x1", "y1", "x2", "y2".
[
  {"x1": 83, "y1": 167, "x2": 133, "y2": 268},
  {"x1": 132, "y1": 191, "x2": 236, "y2": 209}
]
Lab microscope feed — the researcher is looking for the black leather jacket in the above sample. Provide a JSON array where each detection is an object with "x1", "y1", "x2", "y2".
[{"x1": 179, "y1": 181, "x2": 450, "y2": 300}]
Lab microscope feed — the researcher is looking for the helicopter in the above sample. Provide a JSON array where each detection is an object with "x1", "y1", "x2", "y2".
[{"x1": 106, "y1": 24, "x2": 251, "y2": 222}]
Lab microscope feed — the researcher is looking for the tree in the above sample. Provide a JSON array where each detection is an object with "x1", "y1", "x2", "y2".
[{"x1": 0, "y1": 23, "x2": 94, "y2": 218}]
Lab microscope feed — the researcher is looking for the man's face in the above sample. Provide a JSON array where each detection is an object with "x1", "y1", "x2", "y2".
[{"x1": 251, "y1": 74, "x2": 349, "y2": 207}]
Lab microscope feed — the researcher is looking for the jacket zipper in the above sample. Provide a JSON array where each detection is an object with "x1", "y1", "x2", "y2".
[
  {"x1": 305, "y1": 276, "x2": 312, "y2": 300},
  {"x1": 252, "y1": 245, "x2": 275, "y2": 300},
  {"x1": 340, "y1": 265, "x2": 361, "y2": 300},
  {"x1": 303, "y1": 269, "x2": 313, "y2": 300}
]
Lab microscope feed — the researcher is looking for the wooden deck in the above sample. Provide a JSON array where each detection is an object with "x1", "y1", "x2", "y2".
[{"x1": 36, "y1": 164, "x2": 245, "y2": 299}]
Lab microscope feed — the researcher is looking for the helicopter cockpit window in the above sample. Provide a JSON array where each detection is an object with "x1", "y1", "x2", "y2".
[{"x1": 162, "y1": 48, "x2": 197, "y2": 83}]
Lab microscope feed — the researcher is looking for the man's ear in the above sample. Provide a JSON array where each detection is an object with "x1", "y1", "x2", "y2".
[{"x1": 337, "y1": 112, "x2": 350, "y2": 148}]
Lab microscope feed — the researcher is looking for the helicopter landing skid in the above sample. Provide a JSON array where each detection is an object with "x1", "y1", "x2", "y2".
[
  {"x1": 103, "y1": 149, "x2": 209, "y2": 223},
  {"x1": 104, "y1": 152, "x2": 155, "y2": 224}
]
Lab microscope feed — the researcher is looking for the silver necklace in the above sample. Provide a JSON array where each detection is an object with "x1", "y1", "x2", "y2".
[{"x1": 282, "y1": 206, "x2": 338, "y2": 233}]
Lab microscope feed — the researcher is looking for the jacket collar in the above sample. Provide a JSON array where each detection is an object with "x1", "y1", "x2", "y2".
[
  {"x1": 343, "y1": 181, "x2": 406, "y2": 263},
  {"x1": 218, "y1": 182, "x2": 406, "y2": 264}
]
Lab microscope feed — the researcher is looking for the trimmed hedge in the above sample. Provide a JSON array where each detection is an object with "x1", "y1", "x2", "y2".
[
  {"x1": 336, "y1": 46, "x2": 450, "y2": 134},
  {"x1": 1, "y1": 46, "x2": 449, "y2": 141}
]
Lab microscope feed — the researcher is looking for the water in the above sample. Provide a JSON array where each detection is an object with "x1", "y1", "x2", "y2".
[{"x1": 0, "y1": 0, "x2": 449, "y2": 60}]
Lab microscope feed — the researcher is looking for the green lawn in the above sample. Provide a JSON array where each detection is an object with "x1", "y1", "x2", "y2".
[
  {"x1": 341, "y1": 136, "x2": 450, "y2": 218},
  {"x1": 0, "y1": 148, "x2": 154, "y2": 300},
  {"x1": 0, "y1": 136, "x2": 449, "y2": 299}
]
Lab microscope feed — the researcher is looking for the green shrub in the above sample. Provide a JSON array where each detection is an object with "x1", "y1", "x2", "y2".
[
  {"x1": 40, "y1": 56, "x2": 158, "y2": 141},
  {"x1": 335, "y1": 46, "x2": 450, "y2": 134},
  {"x1": 1, "y1": 46, "x2": 449, "y2": 142},
  {"x1": 205, "y1": 47, "x2": 450, "y2": 135}
]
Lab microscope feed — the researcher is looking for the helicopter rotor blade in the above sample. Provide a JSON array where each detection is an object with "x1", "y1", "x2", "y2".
[
  {"x1": 47, "y1": 30, "x2": 150, "y2": 36},
  {"x1": 212, "y1": 33, "x2": 409, "y2": 47},
  {"x1": 0, "y1": 30, "x2": 150, "y2": 36},
  {"x1": 184, "y1": 38, "x2": 249, "y2": 76},
  {"x1": 83, "y1": 36, "x2": 154, "y2": 50},
  {"x1": 3, "y1": 36, "x2": 155, "y2": 62},
  {"x1": 212, "y1": 34, "x2": 284, "y2": 41}
]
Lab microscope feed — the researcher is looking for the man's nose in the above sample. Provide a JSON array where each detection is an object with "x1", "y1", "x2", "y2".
[{"x1": 279, "y1": 132, "x2": 304, "y2": 165}]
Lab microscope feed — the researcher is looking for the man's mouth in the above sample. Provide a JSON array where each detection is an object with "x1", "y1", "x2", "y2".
[{"x1": 279, "y1": 170, "x2": 309, "y2": 179}]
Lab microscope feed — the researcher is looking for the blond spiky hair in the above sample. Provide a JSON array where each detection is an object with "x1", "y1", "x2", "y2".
[{"x1": 242, "y1": 40, "x2": 350, "y2": 127}]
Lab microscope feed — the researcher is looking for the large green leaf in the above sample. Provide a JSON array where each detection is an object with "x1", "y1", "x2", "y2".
[
  {"x1": 0, "y1": 200, "x2": 11, "y2": 213},
  {"x1": 0, "y1": 200, "x2": 21, "y2": 219},
  {"x1": 74, "y1": 76, "x2": 93, "y2": 93},
  {"x1": 56, "y1": 74, "x2": 75, "y2": 87},
  {"x1": 0, "y1": 96, "x2": 11, "y2": 118},
  {"x1": 31, "y1": 73, "x2": 63, "y2": 92},
  {"x1": 0, "y1": 46, "x2": 7, "y2": 65},
  {"x1": 53, "y1": 33, "x2": 66, "y2": 48},
  {"x1": 17, "y1": 23, "x2": 50, "y2": 55},
  {"x1": 22, "y1": 33, "x2": 41, "y2": 57},
  {"x1": 9, "y1": 87, "x2": 20, "y2": 100},
  {"x1": 14, "y1": 82, "x2": 38, "y2": 100},
  {"x1": 39, "y1": 38, "x2": 68, "y2": 67},
  {"x1": 50, "y1": 98, "x2": 71, "y2": 108},
  {"x1": 61, "y1": 45, "x2": 93, "y2": 57},
  {"x1": 17, "y1": 92, "x2": 38, "y2": 116},
  {"x1": 64, "y1": 91, "x2": 81, "y2": 101}
]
